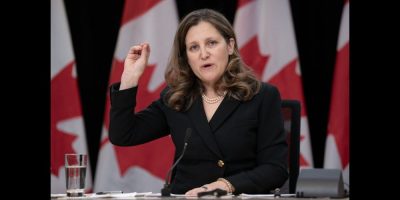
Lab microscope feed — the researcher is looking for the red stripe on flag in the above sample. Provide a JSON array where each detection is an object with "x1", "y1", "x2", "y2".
[
  {"x1": 121, "y1": 0, "x2": 161, "y2": 26},
  {"x1": 237, "y1": 0, "x2": 254, "y2": 8},
  {"x1": 328, "y1": 42, "x2": 349, "y2": 167}
]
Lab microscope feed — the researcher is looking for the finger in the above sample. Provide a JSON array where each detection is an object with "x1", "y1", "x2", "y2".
[
  {"x1": 186, "y1": 191, "x2": 198, "y2": 196},
  {"x1": 185, "y1": 190, "x2": 195, "y2": 196},
  {"x1": 185, "y1": 187, "x2": 207, "y2": 196},
  {"x1": 141, "y1": 43, "x2": 150, "y2": 60},
  {"x1": 129, "y1": 45, "x2": 142, "y2": 52},
  {"x1": 185, "y1": 188, "x2": 198, "y2": 196},
  {"x1": 140, "y1": 42, "x2": 150, "y2": 50},
  {"x1": 128, "y1": 45, "x2": 143, "y2": 55},
  {"x1": 126, "y1": 46, "x2": 144, "y2": 61}
]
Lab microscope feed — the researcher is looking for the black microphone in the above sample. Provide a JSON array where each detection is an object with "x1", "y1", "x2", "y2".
[{"x1": 161, "y1": 128, "x2": 192, "y2": 196}]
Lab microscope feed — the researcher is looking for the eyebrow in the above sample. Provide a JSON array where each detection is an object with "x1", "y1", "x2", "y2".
[{"x1": 186, "y1": 37, "x2": 217, "y2": 45}]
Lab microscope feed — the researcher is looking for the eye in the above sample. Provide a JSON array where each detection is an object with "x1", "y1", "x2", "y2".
[
  {"x1": 188, "y1": 44, "x2": 199, "y2": 52},
  {"x1": 207, "y1": 40, "x2": 218, "y2": 47}
]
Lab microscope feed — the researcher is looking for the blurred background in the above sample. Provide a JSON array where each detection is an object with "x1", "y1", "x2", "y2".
[{"x1": 52, "y1": 0, "x2": 348, "y2": 193}]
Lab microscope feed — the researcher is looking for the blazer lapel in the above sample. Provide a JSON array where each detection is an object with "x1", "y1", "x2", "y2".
[
  {"x1": 209, "y1": 96, "x2": 240, "y2": 132},
  {"x1": 187, "y1": 96, "x2": 223, "y2": 158}
]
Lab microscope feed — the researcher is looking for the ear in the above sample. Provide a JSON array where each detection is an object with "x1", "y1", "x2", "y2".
[{"x1": 228, "y1": 38, "x2": 235, "y2": 55}]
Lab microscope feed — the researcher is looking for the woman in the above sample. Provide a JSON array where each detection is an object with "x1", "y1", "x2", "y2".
[{"x1": 109, "y1": 8, "x2": 288, "y2": 195}]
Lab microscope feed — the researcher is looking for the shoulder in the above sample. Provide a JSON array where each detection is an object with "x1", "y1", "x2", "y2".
[
  {"x1": 159, "y1": 86, "x2": 172, "y2": 104},
  {"x1": 160, "y1": 86, "x2": 170, "y2": 97},
  {"x1": 257, "y1": 83, "x2": 282, "y2": 111},
  {"x1": 259, "y1": 82, "x2": 280, "y2": 97},
  {"x1": 242, "y1": 82, "x2": 281, "y2": 105}
]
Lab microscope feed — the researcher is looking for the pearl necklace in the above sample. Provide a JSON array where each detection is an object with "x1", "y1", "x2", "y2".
[{"x1": 202, "y1": 91, "x2": 227, "y2": 104}]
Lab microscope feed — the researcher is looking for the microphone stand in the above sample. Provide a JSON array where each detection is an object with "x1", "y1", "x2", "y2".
[{"x1": 161, "y1": 128, "x2": 191, "y2": 196}]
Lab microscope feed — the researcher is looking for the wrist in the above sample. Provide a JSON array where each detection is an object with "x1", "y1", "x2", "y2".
[
  {"x1": 119, "y1": 81, "x2": 138, "y2": 90},
  {"x1": 217, "y1": 178, "x2": 235, "y2": 193},
  {"x1": 120, "y1": 73, "x2": 140, "y2": 90}
]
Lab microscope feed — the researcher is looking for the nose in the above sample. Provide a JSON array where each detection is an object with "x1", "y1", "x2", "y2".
[{"x1": 200, "y1": 46, "x2": 209, "y2": 60}]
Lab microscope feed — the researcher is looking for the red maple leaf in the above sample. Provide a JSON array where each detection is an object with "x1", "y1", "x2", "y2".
[
  {"x1": 240, "y1": 37, "x2": 311, "y2": 167},
  {"x1": 103, "y1": 60, "x2": 174, "y2": 179},
  {"x1": 270, "y1": 60, "x2": 313, "y2": 167},
  {"x1": 239, "y1": 36, "x2": 270, "y2": 79},
  {"x1": 268, "y1": 59, "x2": 308, "y2": 117},
  {"x1": 268, "y1": 60, "x2": 311, "y2": 167},
  {"x1": 51, "y1": 62, "x2": 82, "y2": 176}
]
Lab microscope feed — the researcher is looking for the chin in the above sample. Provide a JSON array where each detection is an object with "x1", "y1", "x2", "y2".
[{"x1": 201, "y1": 78, "x2": 218, "y2": 85}]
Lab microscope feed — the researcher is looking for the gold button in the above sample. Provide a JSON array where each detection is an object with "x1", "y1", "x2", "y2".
[{"x1": 217, "y1": 160, "x2": 224, "y2": 167}]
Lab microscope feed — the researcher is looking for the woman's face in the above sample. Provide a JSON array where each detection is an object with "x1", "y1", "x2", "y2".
[{"x1": 185, "y1": 21, "x2": 234, "y2": 87}]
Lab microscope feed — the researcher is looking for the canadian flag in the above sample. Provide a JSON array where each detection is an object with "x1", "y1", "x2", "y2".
[
  {"x1": 94, "y1": 0, "x2": 178, "y2": 192},
  {"x1": 51, "y1": 0, "x2": 93, "y2": 193},
  {"x1": 324, "y1": 0, "x2": 349, "y2": 186},
  {"x1": 234, "y1": 0, "x2": 313, "y2": 168}
]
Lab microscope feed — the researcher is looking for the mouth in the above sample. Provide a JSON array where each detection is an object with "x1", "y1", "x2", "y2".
[{"x1": 202, "y1": 63, "x2": 214, "y2": 68}]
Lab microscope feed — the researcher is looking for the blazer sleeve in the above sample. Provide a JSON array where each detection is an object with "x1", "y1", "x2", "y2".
[
  {"x1": 108, "y1": 82, "x2": 170, "y2": 146},
  {"x1": 225, "y1": 85, "x2": 288, "y2": 194}
]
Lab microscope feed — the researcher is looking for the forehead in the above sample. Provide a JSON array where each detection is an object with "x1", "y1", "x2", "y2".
[{"x1": 185, "y1": 21, "x2": 222, "y2": 44}]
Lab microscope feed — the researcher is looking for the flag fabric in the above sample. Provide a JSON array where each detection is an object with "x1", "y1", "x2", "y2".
[
  {"x1": 234, "y1": 0, "x2": 313, "y2": 168},
  {"x1": 94, "y1": 0, "x2": 178, "y2": 193},
  {"x1": 324, "y1": 0, "x2": 349, "y2": 186},
  {"x1": 51, "y1": 0, "x2": 93, "y2": 193}
]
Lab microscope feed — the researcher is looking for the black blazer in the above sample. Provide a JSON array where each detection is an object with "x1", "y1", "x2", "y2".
[{"x1": 109, "y1": 82, "x2": 288, "y2": 194}]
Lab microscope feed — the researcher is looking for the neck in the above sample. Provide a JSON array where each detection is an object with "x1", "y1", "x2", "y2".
[{"x1": 202, "y1": 84, "x2": 217, "y2": 97}]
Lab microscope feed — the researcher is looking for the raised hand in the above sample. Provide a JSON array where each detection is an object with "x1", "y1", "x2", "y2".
[{"x1": 120, "y1": 43, "x2": 151, "y2": 90}]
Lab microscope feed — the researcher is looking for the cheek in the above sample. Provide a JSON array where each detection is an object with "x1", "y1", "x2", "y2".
[
  {"x1": 189, "y1": 65, "x2": 196, "y2": 74},
  {"x1": 187, "y1": 56, "x2": 199, "y2": 75},
  {"x1": 217, "y1": 51, "x2": 229, "y2": 66},
  {"x1": 186, "y1": 53, "x2": 197, "y2": 66},
  {"x1": 216, "y1": 47, "x2": 230, "y2": 60}
]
